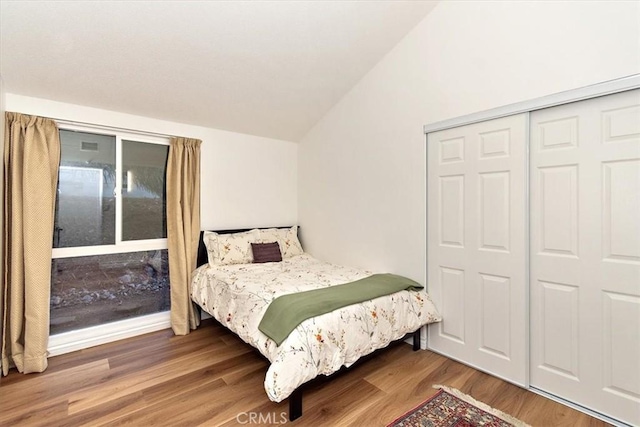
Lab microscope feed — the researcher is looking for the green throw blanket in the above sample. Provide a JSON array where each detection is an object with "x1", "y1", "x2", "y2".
[{"x1": 258, "y1": 273, "x2": 424, "y2": 346}]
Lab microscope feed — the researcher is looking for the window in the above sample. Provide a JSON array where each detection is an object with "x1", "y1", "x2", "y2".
[
  {"x1": 51, "y1": 126, "x2": 170, "y2": 335},
  {"x1": 122, "y1": 140, "x2": 168, "y2": 241}
]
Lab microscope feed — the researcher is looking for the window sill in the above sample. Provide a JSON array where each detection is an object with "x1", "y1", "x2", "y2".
[{"x1": 48, "y1": 311, "x2": 171, "y2": 357}]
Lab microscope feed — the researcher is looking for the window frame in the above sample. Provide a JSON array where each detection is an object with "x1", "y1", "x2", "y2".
[{"x1": 52, "y1": 122, "x2": 170, "y2": 259}]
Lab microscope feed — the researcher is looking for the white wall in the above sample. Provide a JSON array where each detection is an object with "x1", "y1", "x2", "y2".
[
  {"x1": 5, "y1": 94, "x2": 298, "y2": 230},
  {"x1": 298, "y1": 1, "x2": 640, "y2": 284}
]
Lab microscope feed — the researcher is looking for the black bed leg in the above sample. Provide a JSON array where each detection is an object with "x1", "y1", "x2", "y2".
[
  {"x1": 289, "y1": 388, "x2": 303, "y2": 421},
  {"x1": 413, "y1": 328, "x2": 421, "y2": 351}
]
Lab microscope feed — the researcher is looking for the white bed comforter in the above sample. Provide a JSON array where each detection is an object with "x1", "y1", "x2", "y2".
[{"x1": 190, "y1": 254, "x2": 441, "y2": 402}]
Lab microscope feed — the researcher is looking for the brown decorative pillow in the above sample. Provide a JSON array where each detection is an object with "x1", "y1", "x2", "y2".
[{"x1": 251, "y1": 242, "x2": 282, "y2": 263}]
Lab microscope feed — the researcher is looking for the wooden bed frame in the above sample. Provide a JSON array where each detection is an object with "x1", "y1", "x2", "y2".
[{"x1": 194, "y1": 227, "x2": 422, "y2": 421}]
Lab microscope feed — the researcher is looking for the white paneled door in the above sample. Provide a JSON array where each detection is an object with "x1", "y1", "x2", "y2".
[
  {"x1": 530, "y1": 89, "x2": 640, "y2": 425},
  {"x1": 427, "y1": 114, "x2": 528, "y2": 385}
]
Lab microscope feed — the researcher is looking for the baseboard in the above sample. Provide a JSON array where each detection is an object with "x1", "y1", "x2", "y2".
[
  {"x1": 404, "y1": 325, "x2": 428, "y2": 350},
  {"x1": 48, "y1": 311, "x2": 171, "y2": 357}
]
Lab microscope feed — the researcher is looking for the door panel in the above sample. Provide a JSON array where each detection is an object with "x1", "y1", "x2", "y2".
[
  {"x1": 439, "y1": 175, "x2": 465, "y2": 247},
  {"x1": 479, "y1": 273, "x2": 511, "y2": 358},
  {"x1": 440, "y1": 267, "x2": 465, "y2": 343},
  {"x1": 530, "y1": 89, "x2": 640, "y2": 425},
  {"x1": 538, "y1": 165, "x2": 578, "y2": 257},
  {"x1": 428, "y1": 114, "x2": 527, "y2": 385},
  {"x1": 602, "y1": 159, "x2": 640, "y2": 262},
  {"x1": 539, "y1": 280, "x2": 579, "y2": 379},
  {"x1": 479, "y1": 172, "x2": 510, "y2": 252}
]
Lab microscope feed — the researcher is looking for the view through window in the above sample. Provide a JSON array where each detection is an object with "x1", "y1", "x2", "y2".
[{"x1": 50, "y1": 127, "x2": 170, "y2": 335}]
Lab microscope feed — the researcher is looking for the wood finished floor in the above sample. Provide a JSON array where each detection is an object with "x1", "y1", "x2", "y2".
[{"x1": 0, "y1": 319, "x2": 609, "y2": 427}]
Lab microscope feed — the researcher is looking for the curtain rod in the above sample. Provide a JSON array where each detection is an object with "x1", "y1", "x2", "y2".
[{"x1": 51, "y1": 117, "x2": 178, "y2": 139}]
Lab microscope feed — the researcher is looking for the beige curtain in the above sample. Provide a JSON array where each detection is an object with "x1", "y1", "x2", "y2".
[
  {"x1": 2, "y1": 112, "x2": 60, "y2": 375},
  {"x1": 167, "y1": 137, "x2": 201, "y2": 335}
]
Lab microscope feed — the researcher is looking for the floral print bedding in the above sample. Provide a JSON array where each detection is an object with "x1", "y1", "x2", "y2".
[{"x1": 190, "y1": 254, "x2": 441, "y2": 403}]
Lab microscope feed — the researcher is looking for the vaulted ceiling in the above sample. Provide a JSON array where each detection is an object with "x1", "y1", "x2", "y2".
[{"x1": 0, "y1": 1, "x2": 438, "y2": 141}]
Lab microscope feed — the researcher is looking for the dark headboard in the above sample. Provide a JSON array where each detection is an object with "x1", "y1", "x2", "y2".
[{"x1": 197, "y1": 226, "x2": 298, "y2": 268}]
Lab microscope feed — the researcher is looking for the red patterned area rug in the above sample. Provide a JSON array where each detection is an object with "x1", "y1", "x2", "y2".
[{"x1": 387, "y1": 385, "x2": 530, "y2": 427}]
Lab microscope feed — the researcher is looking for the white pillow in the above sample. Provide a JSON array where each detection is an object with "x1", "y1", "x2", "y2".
[
  {"x1": 278, "y1": 225, "x2": 304, "y2": 258},
  {"x1": 258, "y1": 226, "x2": 303, "y2": 259},
  {"x1": 204, "y1": 229, "x2": 259, "y2": 266},
  {"x1": 257, "y1": 228, "x2": 281, "y2": 245}
]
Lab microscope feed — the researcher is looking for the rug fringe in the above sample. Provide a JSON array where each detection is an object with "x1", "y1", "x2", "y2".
[{"x1": 433, "y1": 385, "x2": 531, "y2": 427}]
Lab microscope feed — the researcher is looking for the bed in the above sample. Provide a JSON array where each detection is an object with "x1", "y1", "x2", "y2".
[{"x1": 190, "y1": 226, "x2": 441, "y2": 420}]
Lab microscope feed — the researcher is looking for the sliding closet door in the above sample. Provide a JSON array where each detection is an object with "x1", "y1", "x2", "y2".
[
  {"x1": 530, "y1": 89, "x2": 640, "y2": 425},
  {"x1": 427, "y1": 114, "x2": 527, "y2": 385}
]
